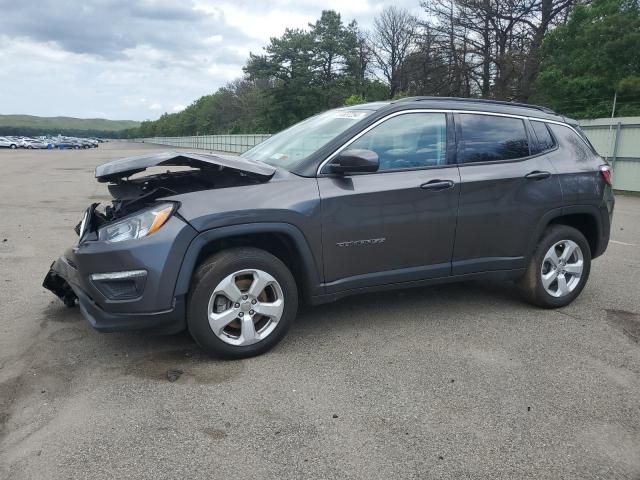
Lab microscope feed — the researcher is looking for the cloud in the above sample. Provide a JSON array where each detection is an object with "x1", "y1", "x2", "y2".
[
  {"x1": 0, "y1": 0, "x2": 252, "y2": 59},
  {"x1": 0, "y1": 0, "x2": 421, "y2": 121}
]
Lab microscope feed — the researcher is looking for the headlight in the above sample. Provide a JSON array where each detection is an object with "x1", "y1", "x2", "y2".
[{"x1": 98, "y1": 203, "x2": 175, "y2": 243}]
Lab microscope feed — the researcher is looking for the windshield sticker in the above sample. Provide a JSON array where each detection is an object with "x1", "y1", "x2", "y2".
[{"x1": 332, "y1": 111, "x2": 369, "y2": 119}]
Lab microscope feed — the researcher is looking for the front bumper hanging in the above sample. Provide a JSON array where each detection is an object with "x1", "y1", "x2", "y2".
[{"x1": 43, "y1": 262, "x2": 78, "y2": 307}]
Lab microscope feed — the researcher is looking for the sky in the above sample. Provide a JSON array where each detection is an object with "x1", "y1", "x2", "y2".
[{"x1": 0, "y1": 0, "x2": 418, "y2": 121}]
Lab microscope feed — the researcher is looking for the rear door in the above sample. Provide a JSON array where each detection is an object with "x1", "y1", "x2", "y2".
[
  {"x1": 318, "y1": 111, "x2": 460, "y2": 292},
  {"x1": 452, "y1": 113, "x2": 563, "y2": 274}
]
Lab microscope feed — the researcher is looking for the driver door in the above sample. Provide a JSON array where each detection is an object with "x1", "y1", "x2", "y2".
[{"x1": 317, "y1": 112, "x2": 460, "y2": 293}]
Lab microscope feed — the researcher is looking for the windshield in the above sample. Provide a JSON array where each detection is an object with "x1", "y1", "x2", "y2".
[{"x1": 242, "y1": 108, "x2": 374, "y2": 169}]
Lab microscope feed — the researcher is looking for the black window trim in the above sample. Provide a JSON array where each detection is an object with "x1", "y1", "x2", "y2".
[{"x1": 529, "y1": 119, "x2": 559, "y2": 155}]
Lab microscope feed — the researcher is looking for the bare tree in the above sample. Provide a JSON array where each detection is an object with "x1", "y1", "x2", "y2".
[
  {"x1": 347, "y1": 21, "x2": 374, "y2": 96},
  {"x1": 518, "y1": 0, "x2": 576, "y2": 101},
  {"x1": 417, "y1": 0, "x2": 576, "y2": 101},
  {"x1": 371, "y1": 6, "x2": 418, "y2": 97}
]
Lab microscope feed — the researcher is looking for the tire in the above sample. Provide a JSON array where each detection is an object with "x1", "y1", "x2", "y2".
[
  {"x1": 187, "y1": 247, "x2": 298, "y2": 359},
  {"x1": 10, "y1": 144, "x2": 16, "y2": 149},
  {"x1": 518, "y1": 225, "x2": 591, "y2": 308}
]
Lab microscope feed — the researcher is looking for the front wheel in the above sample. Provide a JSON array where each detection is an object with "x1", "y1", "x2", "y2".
[
  {"x1": 187, "y1": 247, "x2": 298, "y2": 359},
  {"x1": 518, "y1": 225, "x2": 591, "y2": 308}
]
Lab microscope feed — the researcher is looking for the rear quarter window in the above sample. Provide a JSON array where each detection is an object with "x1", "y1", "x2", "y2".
[{"x1": 531, "y1": 121, "x2": 556, "y2": 152}]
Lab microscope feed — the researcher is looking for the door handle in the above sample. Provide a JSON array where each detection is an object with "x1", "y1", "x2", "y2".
[
  {"x1": 525, "y1": 171, "x2": 551, "y2": 180},
  {"x1": 420, "y1": 180, "x2": 455, "y2": 191}
]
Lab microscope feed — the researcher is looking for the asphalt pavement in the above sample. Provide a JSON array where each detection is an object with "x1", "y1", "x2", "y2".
[{"x1": 1, "y1": 142, "x2": 639, "y2": 479}]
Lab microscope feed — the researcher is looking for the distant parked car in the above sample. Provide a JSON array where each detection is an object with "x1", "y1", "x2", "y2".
[
  {"x1": 56, "y1": 138, "x2": 82, "y2": 149},
  {"x1": 0, "y1": 136, "x2": 19, "y2": 149},
  {"x1": 19, "y1": 137, "x2": 51, "y2": 149},
  {"x1": 36, "y1": 140, "x2": 53, "y2": 149}
]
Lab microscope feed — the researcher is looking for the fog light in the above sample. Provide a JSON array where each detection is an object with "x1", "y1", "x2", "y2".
[{"x1": 90, "y1": 270, "x2": 147, "y2": 300}]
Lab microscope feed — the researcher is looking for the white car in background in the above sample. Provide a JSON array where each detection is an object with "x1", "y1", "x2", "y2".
[
  {"x1": 19, "y1": 137, "x2": 51, "y2": 149},
  {"x1": 0, "y1": 136, "x2": 19, "y2": 149}
]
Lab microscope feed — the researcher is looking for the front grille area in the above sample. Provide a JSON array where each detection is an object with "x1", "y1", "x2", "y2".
[{"x1": 98, "y1": 279, "x2": 140, "y2": 299}]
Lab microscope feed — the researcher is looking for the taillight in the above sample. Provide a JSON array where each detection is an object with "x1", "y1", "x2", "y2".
[{"x1": 599, "y1": 165, "x2": 612, "y2": 186}]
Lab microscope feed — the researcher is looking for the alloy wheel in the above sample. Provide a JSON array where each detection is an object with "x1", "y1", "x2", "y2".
[
  {"x1": 207, "y1": 269, "x2": 284, "y2": 346},
  {"x1": 540, "y1": 240, "x2": 584, "y2": 297}
]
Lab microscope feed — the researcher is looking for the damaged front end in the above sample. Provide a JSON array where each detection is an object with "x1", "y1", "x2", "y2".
[
  {"x1": 92, "y1": 150, "x2": 275, "y2": 224},
  {"x1": 43, "y1": 261, "x2": 78, "y2": 307},
  {"x1": 42, "y1": 151, "x2": 276, "y2": 322}
]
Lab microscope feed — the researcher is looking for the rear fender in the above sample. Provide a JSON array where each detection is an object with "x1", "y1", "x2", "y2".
[{"x1": 526, "y1": 206, "x2": 605, "y2": 260}]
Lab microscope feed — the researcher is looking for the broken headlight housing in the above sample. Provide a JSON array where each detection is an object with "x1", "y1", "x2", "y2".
[{"x1": 98, "y1": 203, "x2": 175, "y2": 243}]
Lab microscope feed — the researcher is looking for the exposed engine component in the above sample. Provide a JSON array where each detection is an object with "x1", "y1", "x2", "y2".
[{"x1": 90, "y1": 151, "x2": 275, "y2": 222}]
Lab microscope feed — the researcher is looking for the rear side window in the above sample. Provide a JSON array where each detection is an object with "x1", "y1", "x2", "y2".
[
  {"x1": 458, "y1": 114, "x2": 530, "y2": 163},
  {"x1": 531, "y1": 121, "x2": 556, "y2": 152}
]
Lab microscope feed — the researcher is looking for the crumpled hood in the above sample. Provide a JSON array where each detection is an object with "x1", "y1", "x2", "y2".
[{"x1": 95, "y1": 151, "x2": 276, "y2": 182}]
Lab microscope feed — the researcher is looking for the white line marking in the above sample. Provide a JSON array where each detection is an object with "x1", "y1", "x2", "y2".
[{"x1": 610, "y1": 240, "x2": 635, "y2": 246}]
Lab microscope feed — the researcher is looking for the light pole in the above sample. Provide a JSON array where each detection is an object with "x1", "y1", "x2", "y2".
[{"x1": 607, "y1": 91, "x2": 617, "y2": 162}]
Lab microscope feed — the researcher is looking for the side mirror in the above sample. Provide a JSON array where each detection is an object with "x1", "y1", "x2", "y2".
[{"x1": 329, "y1": 149, "x2": 379, "y2": 174}]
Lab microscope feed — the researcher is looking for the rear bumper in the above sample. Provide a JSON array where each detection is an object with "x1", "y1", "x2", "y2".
[{"x1": 594, "y1": 190, "x2": 615, "y2": 258}]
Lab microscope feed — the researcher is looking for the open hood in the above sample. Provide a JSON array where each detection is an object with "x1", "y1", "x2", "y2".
[
  {"x1": 89, "y1": 150, "x2": 277, "y2": 223},
  {"x1": 95, "y1": 151, "x2": 276, "y2": 183}
]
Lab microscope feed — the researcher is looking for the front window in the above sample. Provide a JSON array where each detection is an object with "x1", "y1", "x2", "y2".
[
  {"x1": 347, "y1": 113, "x2": 447, "y2": 171},
  {"x1": 242, "y1": 108, "x2": 374, "y2": 169}
]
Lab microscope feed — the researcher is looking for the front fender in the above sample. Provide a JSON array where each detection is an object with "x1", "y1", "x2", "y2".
[{"x1": 173, "y1": 222, "x2": 324, "y2": 300}]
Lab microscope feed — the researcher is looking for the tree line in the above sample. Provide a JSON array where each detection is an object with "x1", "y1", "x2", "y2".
[{"x1": 125, "y1": 0, "x2": 640, "y2": 138}]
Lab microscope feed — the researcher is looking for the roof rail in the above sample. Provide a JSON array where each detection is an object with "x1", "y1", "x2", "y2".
[{"x1": 394, "y1": 96, "x2": 556, "y2": 114}]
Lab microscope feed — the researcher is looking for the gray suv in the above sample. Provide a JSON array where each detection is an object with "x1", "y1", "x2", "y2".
[{"x1": 44, "y1": 97, "x2": 615, "y2": 358}]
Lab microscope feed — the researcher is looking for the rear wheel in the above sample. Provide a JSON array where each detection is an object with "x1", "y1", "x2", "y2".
[
  {"x1": 187, "y1": 247, "x2": 298, "y2": 358},
  {"x1": 10, "y1": 144, "x2": 16, "y2": 149},
  {"x1": 518, "y1": 225, "x2": 591, "y2": 308}
]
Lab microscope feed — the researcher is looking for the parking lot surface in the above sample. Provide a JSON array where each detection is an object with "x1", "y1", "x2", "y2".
[{"x1": 1, "y1": 142, "x2": 639, "y2": 479}]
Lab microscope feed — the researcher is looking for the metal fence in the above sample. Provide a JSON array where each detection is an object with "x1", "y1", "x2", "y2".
[
  {"x1": 135, "y1": 134, "x2": 271, "y2": 154},
  {"x1": 578, "y1": 117, "x2": 640, "y2": 192},
  {"x1": 135, "y1": 117, "x2": 640, "y2": 192}
]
